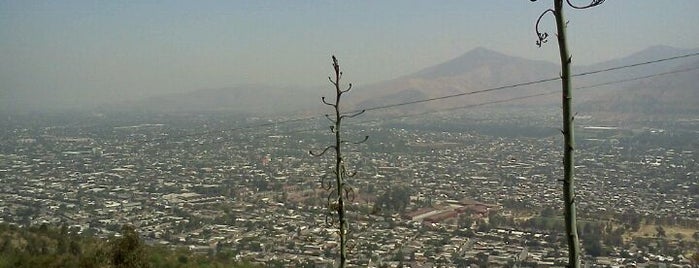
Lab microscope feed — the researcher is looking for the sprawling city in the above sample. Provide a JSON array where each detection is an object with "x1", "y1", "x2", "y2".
[
  {"x1": 1, "y1": 108, "x2": 697, "y2": 267},
  {"x1": 2, "y1": 1, "x2": 699, "y2": 267}
]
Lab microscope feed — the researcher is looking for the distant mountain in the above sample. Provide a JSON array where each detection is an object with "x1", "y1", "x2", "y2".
[
  {"x1": 349, "y1": 47, "x2": 561, "y2": 113},
  {"x1": 113, "y1": 46, "x2": 699, "y2": 119},
  {"x1": 575, "y1": 45, "x2": 699, "y2": 84},
  {"x1": 582, "y1": 45, "x2": 699, "y2": 72},
  {"x1": 413, "y1": 47, "x2": 549, "y2": 79},
  {"x1": 580, "y1": 58, "x2": 699, "y2": 118},
  {"x1": 349, "y1": 45, "x2": 699, "y2": 119}
]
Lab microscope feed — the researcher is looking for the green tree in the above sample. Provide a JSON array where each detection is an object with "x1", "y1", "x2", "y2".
[
  {"x1": 476, "y1": 219, "x2": 491, "y2": 233},
  {"x1": 655, "y1": 225, "x2": 666, "y2": 238},
  {"x1": 458, "y1": 214, "x2": 473, "y2": 229},
  {"x1": 111, "y1": 225, "x2": 149, "y2": 268},
  {"x1": 690, "y1": 251, "x2": 699, "y2": 267},
  {"x1": 488, "y1": 212, "x2": 506, "y2": 228},
  {"x1": 540, "y1": 207, "x2": 556, "y2": 218}
]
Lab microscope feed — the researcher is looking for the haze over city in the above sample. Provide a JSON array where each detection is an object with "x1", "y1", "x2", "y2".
[
  {"x1": 1, "y1": 1, "x2": 699, "y2": 267},
  {"x1": 2, "y1": 1, "x2": 699, "y2": 111}
]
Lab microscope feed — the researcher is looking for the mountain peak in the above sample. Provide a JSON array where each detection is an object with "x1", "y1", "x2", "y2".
[
  {"x1": 412, "y1": 47, "x2": 536, "y2": 79},
  {"x1": 459, "y1": 47, "x2": 509, "y2": 59}
]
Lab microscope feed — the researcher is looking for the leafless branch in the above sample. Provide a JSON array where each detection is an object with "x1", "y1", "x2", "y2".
[
  {"x1": 535, "y1": 9, "x2": 555, "y2": 47},
  {"x1": 341, "y1": 135, "x2": 369, "y2": 145},
  {"x1": 340, "y1": 109, "x2": 365, "y2": 120},
  {"x1": 566, "y1": 0, "x2": 605, "y2": 9},
  {"x1": 322, "y1": 96, "x2": 336, "y2": 107},
  {"x1": 340, "y1": 83, "x2": 353, "y2": 94},
  {"x1": 309, "y1": 146, "x2": 335, "y2": 157}
]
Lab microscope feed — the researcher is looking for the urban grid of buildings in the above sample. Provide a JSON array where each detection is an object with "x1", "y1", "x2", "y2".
[{"x1": 0, "y1": 111, "x2": 697, "y2": 267}]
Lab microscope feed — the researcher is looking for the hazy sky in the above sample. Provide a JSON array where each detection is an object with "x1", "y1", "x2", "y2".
[{"x1": 1, "y1": 1, "x2": 699, "y2": 108}]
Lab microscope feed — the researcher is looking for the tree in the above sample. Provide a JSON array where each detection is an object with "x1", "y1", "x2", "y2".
[
  {"x1": 458, "y1": 214, "x2": 473, "y2": 229},
  {"x1": 476, "y1": 219, "x2": 491, "y2": 233},
  {"x1": 530, "y1": 1, "x2": 605, "y2": 267},
  {"x1": 488, "y1": 211, "x2": 506, "y2": 228},
  {"x1": 111, "y1": 225, "x2": 149, "y2": 268},
  {"x1": 690, "y1": 251, "x2": 699, "y2": 267},
  {"x1": 540, "y1": 207, "x2": 557, "y2": 218},
  {"x1": 375, "y1": 185, "x2": 412, "y2": 213},
  {"x1": 655, "y1": 225, "x2": 666, "y2": 238},
  {"x1": 310, "y1": 55, "x2": 367, "y2": 268}
]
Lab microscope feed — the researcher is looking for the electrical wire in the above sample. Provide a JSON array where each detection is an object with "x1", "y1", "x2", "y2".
[
  {"x1": 345, "y1": 65, "x2": 699, "y2": 128},
  {"x1": 186, "y1": 65, "x2": 699, "y2": 147},
  {"x1": 138, "y1": 52, "x2": 699, "y2": 144}
]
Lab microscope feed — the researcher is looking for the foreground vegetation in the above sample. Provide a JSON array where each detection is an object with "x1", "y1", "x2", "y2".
[{"x1": 0, "y1": 223, "x2": 257, "y2": 268}]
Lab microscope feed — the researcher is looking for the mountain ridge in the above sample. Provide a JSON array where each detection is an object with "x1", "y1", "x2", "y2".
[{"x1": 105, "y1": 45, "x2": 699, "y2": 119}]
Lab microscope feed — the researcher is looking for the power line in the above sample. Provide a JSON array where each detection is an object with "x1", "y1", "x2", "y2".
[
  {"x1": 139, "y1": 52, "x2": 699, "y2": 144},
  {"x1": 360, "y1": 76, "x2": 560, "y2": 113},
  {"x1": 357, "y1": 65, "x2": 699, "y2": 124},
  {"x1": 575, "y1": 66, "x2": 699, "y2": 90},
  {"x1": 571, "y1": 52, "x2": 699, "y2": 78},
  {"x1": 194, "y1": 65, "x2": 699, "y2": 147},
  {"x1": 356, "y1": 52, "x2": 699, "y2": 114}
]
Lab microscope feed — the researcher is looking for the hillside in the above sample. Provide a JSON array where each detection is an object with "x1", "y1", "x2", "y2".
[
  {"x1": 111, "y1": 46, "x2": 699, "y2": 119},
  {"x1": 348, "y1": 47, "x2": 561, "y2": 113},
  {"x1": 580, "y1": 58, "x2": 699, "y2": 119}
]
